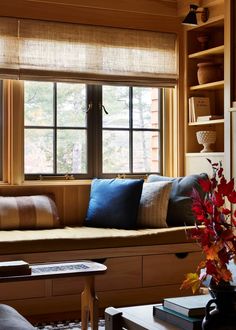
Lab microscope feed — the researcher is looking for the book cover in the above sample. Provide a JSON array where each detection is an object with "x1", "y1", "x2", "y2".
[
  {"x1": 190, "y1": 97, "x2": 210, "y2": 122},
  {"x1": 0, "y1": 260, "x2": 31, "y2": 276},
  {"x1": 197, "y1": 115, "x2": 223, "y2": 122},
  {"x1": 163, "y1": 294, "x2": 211, "y2": 317},
  {"x1": 153, "y1": 305, "x2": 203, "y2": 330}
]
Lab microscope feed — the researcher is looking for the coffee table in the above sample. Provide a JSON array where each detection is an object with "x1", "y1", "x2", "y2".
[
  {"x1": 0, "y1": 260, "x2": 107, "y2": 330},
  {"x1": 105, "y1": 304, "x2": 181, "y2": 330}
]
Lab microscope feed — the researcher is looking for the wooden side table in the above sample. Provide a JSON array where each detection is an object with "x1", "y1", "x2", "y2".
[
  {"x1": 0, "y1": 260, "x2": 107, "y2": 330},
  {"x1": 105, "y1": 304, "x2": 180, "y2": 330}
]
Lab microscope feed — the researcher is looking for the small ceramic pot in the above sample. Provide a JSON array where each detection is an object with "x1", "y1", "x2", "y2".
[
  {"x1": 197, "y1": 62, "x2": 223, "y2": 85},
  {"x1": 197, "y1": 34, "x2": 209, "y2": 50}
]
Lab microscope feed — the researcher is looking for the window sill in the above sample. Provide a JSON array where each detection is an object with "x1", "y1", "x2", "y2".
[{"x1": 0, "y1": 180, "x2": 92, "y2": 187}]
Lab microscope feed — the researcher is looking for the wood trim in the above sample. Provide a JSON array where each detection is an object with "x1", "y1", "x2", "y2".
[
  {"x1": 21, "y1": 0, "x2": 178, "y2": 17},
  {"x1": 0, "y1": 1, "x2": 180, "y2": 32},
  {"x1": 0, "y1": 243, "x2": 201, "y2": 263},
  {"x1": 2, "y1": 81, "x2": 10, "y2": 183},
  {"x1": 224, "y1": 0, "x2": 233, "y2": 179},
  {"x1": 11, "y1": 81, "x2": 24, "y2": 185}
]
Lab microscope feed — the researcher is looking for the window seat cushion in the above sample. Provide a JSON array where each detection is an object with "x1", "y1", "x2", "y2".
[{"x1": 0, "y1": 225, "x2": 193, "y2": 255}]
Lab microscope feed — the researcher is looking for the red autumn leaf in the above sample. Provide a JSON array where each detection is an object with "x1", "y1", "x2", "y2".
[
  {"x1": 205, "y1": 200, "x2": 213, "y2": 214},
  {"x1": 212, "y1": 191, "x2": 224, "y2": 207},
  {"x1": 220, "y1": 229, "x2": 234, "y2": 241},
  {"x1": 219, "y1": 178, "x2": 235, "y2": 196},
  {"x1": 228, "y1": 190, "x2": 236, "y2": 203},
  {"x1": 218, "y1": 167, "x2": 223, "y2": 177},
  {"x1": 222, "y1": 208, "x2": 231, "y2": 215},
  {"x1": 199, "y1": 178, "x2": 211, "y2": 192},
  {"x1": 218, "y1": 248, "x2": 231, "y2": 264},
  {"x1": 218, "y1": 176, "x2": 227, "y2": 194},
  {"x1": 205, "y1": 260, "x2": 217, "y2": 276}
]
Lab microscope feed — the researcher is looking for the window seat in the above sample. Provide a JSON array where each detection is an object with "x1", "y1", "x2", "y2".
[{"x1": 0, "y1": 175, "x2": 204, "y2": 322}]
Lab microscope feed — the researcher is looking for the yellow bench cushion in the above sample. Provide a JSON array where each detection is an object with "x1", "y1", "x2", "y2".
[{"x1": 0, "y1": 226, "x2": 192, "y2": 254}]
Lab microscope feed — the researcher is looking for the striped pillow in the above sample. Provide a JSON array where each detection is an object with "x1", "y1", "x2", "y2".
[
  {"x1": 0, "y1": 195, "x2": 60, "y2": 230},
  {"x1": 137, "y1": 181, "x2": 172, "y2": 228}
]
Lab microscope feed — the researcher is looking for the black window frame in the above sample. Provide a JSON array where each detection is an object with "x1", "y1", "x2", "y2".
[{"x1": 24, "y1": 82, "x2": 163, "y2": 180}]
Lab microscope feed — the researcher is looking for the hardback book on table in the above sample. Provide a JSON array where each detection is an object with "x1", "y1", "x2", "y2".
[
  {"x1": 153, "y1": 305, "x2": 203, "y2": 330},
  {"x1": 162, "y1": 294, "x2": 211, "y2": 317},
  {"x1": 0, "y1": 260, "x2": 31, "y2": 276}
]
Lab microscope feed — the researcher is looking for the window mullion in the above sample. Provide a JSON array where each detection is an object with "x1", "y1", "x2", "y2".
[
  {"x1": 129, "y1": 87, "x2": 133, "y2": 174},
  {"x1": 54, "y1": 83, "x2": 57, "y2": 175},
  {"x1": 94, "y1": 85, "x2": 102, "y2": 178}
]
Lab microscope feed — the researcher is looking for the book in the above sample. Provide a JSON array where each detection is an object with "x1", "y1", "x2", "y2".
[
  {"x1": 197, "y1": 115, "x2": 224, "y2": 122},
  {"x1": 0, "y1": 260, "x2": 31, "y2": 276},
  {"x1": 153, "y1": 305, "x2": 203, "y2": 330},
  {"x1": 163, "y1": 294, "x2": 211, "y2": 317},
  {"x1": 189, "y1": 97, "x2": 210, "y2": 122}
]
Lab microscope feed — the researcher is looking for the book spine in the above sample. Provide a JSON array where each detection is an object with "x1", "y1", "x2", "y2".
[
  {"x1": 153, "y1": 307, "x2": 202, "y2": 330},
  {"x1": 164, "y1": 301, "x2": 188, "y2": 316}
]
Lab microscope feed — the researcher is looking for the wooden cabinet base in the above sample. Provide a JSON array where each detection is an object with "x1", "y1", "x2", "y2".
[{"x1": 0, "y1": 243, "x2": 200, "y2": 321}]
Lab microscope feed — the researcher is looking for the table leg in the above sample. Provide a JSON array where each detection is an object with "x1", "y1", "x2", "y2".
[{"x1": 81, "y1": 275, "x2": 99, "y2": 330}]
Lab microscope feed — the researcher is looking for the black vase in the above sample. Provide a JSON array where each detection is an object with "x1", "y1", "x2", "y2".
[{"x1": 202, "y1": 281, "x2": 236, "y2": 330}]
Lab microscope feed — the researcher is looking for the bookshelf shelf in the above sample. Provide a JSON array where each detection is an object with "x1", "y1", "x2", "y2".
[
  {"x1": 190, "y1": 80, "x2": 224, "y2": 91},
  {"x1": 188, "y1": 45, "x2": 224, "y2": 59},
  {"x1": 188, "y1": 119, "x2": 224, "y2": 126}
]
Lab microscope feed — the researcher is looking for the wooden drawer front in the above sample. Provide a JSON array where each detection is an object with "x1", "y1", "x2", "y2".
[
  {"x1": 53, "y1": 277, "x2": 84, "y2": 296},
  {"x1": 143, "y1": 252, "x2": 202, "y2": 287},
  {"x1": 53, "y1": 256, "x2": 142, "y2": 295},
  {"x1": 0, "y1": 280, "x2": 46, "y2": 300},
  {"x1": 96, "y1": 256, "x2": 142, "y2": 291}
]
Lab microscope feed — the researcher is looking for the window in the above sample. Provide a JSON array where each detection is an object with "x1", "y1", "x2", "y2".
[
  {"x1": 24, "y1": 81, "x2": 163, "y2": 179},
  {"x1": 101, "y1": 86, "x2": 162, "y2": 175},
  {"x1": 24, "y1": 81, "x2": 87, "y2": 177}
]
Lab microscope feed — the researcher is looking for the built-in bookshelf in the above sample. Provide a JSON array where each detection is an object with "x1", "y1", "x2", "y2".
[{"x1": 185, "y1": 16, "x2": 225, "y2": 175}]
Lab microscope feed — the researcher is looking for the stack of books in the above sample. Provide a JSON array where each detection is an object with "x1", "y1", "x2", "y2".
[
  {"x1": 0, "y1": 260, "x2": 31, "y2": 276},
  {"x1": 153, "y1": 294, "x2": 211, "y2": 330},
  {"x1": 197, "y1": 114, "x2": 224, "y2": 122},
  {"x1": 189, "y1": 96, "x2": 211, "y2": 123}
]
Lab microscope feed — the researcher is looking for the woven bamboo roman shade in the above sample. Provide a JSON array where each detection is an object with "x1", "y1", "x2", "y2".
[{"x1": 0, "y1": 17, "x2": 178, "y2": 86}]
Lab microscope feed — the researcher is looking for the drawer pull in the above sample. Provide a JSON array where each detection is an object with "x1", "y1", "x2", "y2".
[{"x1": 175, "y1": 252, "x2": 189, "y2": 259}]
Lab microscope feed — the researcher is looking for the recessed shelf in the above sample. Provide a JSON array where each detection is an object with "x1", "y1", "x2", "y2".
[
  {"x1": 188, "y1": 45, "x2": 224, "y2": 59},
  {"x1": 190, "y1": 80, "x2": 224, "y2": 91},
  {"x1": 188, "y1": 119, "x2": 224, "y2": 126}
]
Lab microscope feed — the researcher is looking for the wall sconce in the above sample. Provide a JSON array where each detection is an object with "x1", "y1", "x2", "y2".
[{"x1": 182, "y1": 4, "x2": 209, "y2": 26}]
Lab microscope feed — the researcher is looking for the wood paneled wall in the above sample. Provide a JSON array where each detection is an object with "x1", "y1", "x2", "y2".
[
  {"x1": 0, "y1": 0, "x2": 180, "y2": 32},
  {"x1": 0, "y1": 184, "x2": 91, "y2": 226}
]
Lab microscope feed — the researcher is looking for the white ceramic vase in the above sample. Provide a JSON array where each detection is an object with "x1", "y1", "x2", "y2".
[{"x1": 196, "y1": 130, "x2": 216, "y2": 153}]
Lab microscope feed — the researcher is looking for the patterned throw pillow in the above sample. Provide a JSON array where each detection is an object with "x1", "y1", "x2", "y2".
[
  {"x1": 137, "y1": 181, "x2": 172, "y2": 228},
  {"x1": 0, "y1": 195, "x2": 60, "y2": 230}
]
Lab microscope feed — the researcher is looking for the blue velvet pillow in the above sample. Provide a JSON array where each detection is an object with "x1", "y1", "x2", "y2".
[{"x1": 84, "y1": 178, "x2": 144, "y2": 229}]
